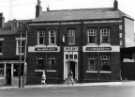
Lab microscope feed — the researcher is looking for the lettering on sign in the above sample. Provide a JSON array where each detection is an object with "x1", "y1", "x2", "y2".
[
  {"x1": 86, "y1": 47, "x2": 112, "y2": 51},
  {"x1": 35, "y1": 47, "x2": 58, "y2": 51},
  {"x1": 64, "y1": 47, "x2": 78, "y2": 51}
]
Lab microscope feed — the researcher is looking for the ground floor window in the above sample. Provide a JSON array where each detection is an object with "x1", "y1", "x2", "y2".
[
  {"x1": 87, "y1": 53, "x2": 111, "y2": 73},
  {"x1": 36, "y1": 56, "x2": 57, "y2": 72},
  {"x1": 47, "y1": 56, "x2": 56, "y2": 70},
  {"x1": 87, "y1": 56, "x2": 97, "y2": 71},
  {"x1": 0, "y1": 64, "x2": 4, "y2": 77},
  {"x1": 100, "y1": 54, "x2": 111, "y2": 71}
]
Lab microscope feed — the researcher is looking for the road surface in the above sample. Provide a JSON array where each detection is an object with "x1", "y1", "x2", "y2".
[{"x1": 0, "y1": 82, "x2": 135, "y2": 97}]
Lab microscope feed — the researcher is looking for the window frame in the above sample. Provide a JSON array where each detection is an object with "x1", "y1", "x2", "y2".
[
  {"x1": 87, "y1": 56, "x2": 97, "y2": 72},
  {"x1": 87, "y1": 28, "x2": 97, "y2": 44},
  {"x1": 0, "y1": 38, "x2": 4, "y2": 55},
  {"x1": 100, "y1": 54, "x2": 111, "y2": 72},
  {"x1": 67, "y1": 29, "x2": 76, "y2": 45},
  {"x1": 47, "y1": 56, "x2": 56, "y2": 71},
  {"x1": 37, "y1": 31, "x2": 46, "y2": 45},
  {"x1": 100, "y1": 28, "x2": 110, "y2": 44},
  {"x1": 16, "y1": 37, "x2": 26, "y2": 55},
  {"x1": 48, "y1": 30, "x2": 56, "y2": 45}
]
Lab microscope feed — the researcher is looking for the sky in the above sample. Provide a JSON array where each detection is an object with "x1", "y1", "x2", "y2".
[{"x1": 0, "y1": 0, "x2": 135, "y2": 23}]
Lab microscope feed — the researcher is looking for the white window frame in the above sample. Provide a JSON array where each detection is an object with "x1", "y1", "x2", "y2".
[
  {"x1": 48, "y1": 30, "x2": 56, "y2": 45},
  {"x1": 100, "y1": 55, "x2": 111, "y2": 73},
  {"x1": 100, "y1": 28, "x2": 110, "y2": 44},
  {"x1": 16, "y1": 37, "x2": 26, "y2": 55},
  {"x1": 67, "y1": 29, "x2": 76, "y2": 45},
  {"x1": 37, "y1": 31, "x2": 46, "y2": 45},
  {"x1": 87, "y1": 28, "x2": 97, "y2": 44},
  {"x1": 87, "y1": 56, "x2": 97, "y2": 72},
  {"x1": 0, "y1": 38, "x2": 4, "y2": 55}
]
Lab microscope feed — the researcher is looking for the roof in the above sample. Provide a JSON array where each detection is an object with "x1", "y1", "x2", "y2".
[
  {"x1": 0, "y1": 19, "x2": 31, "y2": 35},
  {"x1": 33, "y1": 8, "x2": 133, "y2": 22}
]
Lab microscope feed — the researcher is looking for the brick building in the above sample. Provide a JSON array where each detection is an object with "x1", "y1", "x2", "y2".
[
  {"x1": 0, "y1": 0, "x2": 134, "y2": 86},
  {"x1": 0, "y1": 19, "x2": 30, "y2": 86},
  {"x1": 27, "y1": 0, "x2": 134, "y2": 84}
]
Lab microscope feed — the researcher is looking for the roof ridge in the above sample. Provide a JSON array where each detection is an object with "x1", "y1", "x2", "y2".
[{"x1": 42, "y1": 7, "x2": 114, "y2": 13}]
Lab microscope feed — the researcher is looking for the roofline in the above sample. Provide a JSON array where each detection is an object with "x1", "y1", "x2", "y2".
[
  {"x1": 43, "y1": 7, "x2": 114, "y2": 12},
  {"x1": 123, "y1": 16, "x2": 134, "y2": 21},
  {"x1": 30, "y1": 18, "x2": 122, "y2": 24}
]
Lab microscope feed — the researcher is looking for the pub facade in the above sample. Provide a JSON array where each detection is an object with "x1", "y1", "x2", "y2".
[{"x1": 26, "y1": 0, "x2": 134, "y2": 84}]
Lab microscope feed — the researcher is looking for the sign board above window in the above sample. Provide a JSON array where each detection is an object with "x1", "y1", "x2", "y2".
[{"x1": 28, "y1": 45, "x2": 60, "y2": 52}]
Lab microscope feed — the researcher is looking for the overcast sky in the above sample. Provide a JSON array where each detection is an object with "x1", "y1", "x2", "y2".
[{"x1": 0, "y1": 0, "x2": 135, "y2": 23}]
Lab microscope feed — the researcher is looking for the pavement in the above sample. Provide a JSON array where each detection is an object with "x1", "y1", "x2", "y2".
[{"x1": 0, "y1": 81, "x2": 135, "y2": 90}]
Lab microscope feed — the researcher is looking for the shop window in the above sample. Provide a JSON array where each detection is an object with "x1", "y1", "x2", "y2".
[
  {"x1": 100, "y1": 55, "x2": 111, "y2": 71},
  {"x1": 87, "y1": 28, "x2": 97, "y2": 43},
  {"x1": 37, "y1": 31, "x2": 46, "y2": 45},
  {"x1": 100, "y1": 28, "x2": 110, "y2": 43},
  {"x1": 16, "y1": 38, "x2": 25, "y2": 55},
  {"x1": 0, "y1": 64, "x2": 4, "y2": 77},
  {"x1": 87, "y1": 56, "x2": 97, "y2": 71},
  {"x1": 48, "y1": 30, "x2": 56, "y2": 45},
  {"x1": 67, "y1": 29, "x2": 76, "y2": 45},
  {"x1": 48, "y1": 57, "x2": 56, "y2": 70}
]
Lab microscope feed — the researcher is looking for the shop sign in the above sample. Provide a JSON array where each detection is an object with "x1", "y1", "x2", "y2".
[
  {"x1": 35, "y1": 47, "x2": 58, "y2": 51},
  {"x1": 86, "y1": 47, "x2": 112, "y2": 51},
  {"x1": 64, "y1": 47, "x2": 78, "y2": 52}
]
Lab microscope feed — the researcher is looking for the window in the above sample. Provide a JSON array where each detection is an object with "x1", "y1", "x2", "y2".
[
  {"x1": 88, "y1": 56, "x2": 97, "y2": 71},
  {"x1": 0, "y1": 41, "x2": 3, "y2": 55},
  {"x1": 48, "y1": 57, "x2": 56, "y2": 70},
  {"x1": 100, "y1": 55, "x2": 111, "y2": 71},
  {"x1": 87, "y1": 28, "x2": 97, "y2": 43},
  {"x1": 48, "y1": 30, "x2": 56, "y2": 45},
  {"x1": 74, "y1": 54, "x2": 78, "y2": 59},
  {"x1": 67, "y1": 29, "x2": 75, "y2": 45},
  {"x1": 16, "y1": 38, "x2": 25, "y2": 55},
  {"x1": 37, "y1": 57, "x2": 44, "y2": 69},
  {"x1": 0, "y1": 64, "x2": 4, "y2": 77},
  {"x1": 37, "y1": 31, "x2": 46, "y2": 45},
  {"x1": 100, "y1": 28, "x2": 110, "y2": 43}
]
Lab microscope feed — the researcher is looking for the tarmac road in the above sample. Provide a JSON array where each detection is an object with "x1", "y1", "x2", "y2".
[{"x1": 0, "y1": 82, "x2": 135, "y2": 97}]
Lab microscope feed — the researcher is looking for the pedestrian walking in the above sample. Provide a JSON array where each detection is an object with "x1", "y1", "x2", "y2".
[
  {"x1": 68, "y1": 71, "x2": 74, "y2": 85},
  {"x1": 41, "y1": 71, "x2": 47, "y2": 86}
]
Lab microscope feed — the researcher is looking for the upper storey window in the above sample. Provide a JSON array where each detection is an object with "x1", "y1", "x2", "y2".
[
  {"x1": 48, "y1": 30, "x2": 56, "y2": 45},
  {"x1": 100, "y1": 28, "x2": 110, "y2": 44},
  {"x1": 87, "y1": 28, "x2": 97, "y2": 44},
  {"x1": 16, "y1": 38, "x2": 26, "y2": 55},
  {"x1": 67, "y1": 29, "x2": 76, "y2": 45},
  {"x1": 37, "y1": 31, "x2": 46, "y2": 45}
]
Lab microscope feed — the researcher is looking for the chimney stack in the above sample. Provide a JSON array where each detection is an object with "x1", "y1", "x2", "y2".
[
  {"x1": 36, "y1": 0, "x2": 42, "y2": 18},
  {"x1": 113, "y1": 0, "x2": 118, "y2": 10}
]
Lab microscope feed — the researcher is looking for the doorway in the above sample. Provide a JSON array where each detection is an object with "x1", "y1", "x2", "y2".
[
  {"x1": 6, "y1": 64, "x2": 11, "y2": 85},
  {"x1": 69, "y1": 61, "x2": 76, "y2": 79}
]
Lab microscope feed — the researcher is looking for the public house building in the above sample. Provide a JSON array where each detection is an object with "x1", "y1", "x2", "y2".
[
  {"x1": 0, "y1": 0, "x2": 134, "y2": 86},
  {"x1": 27, "y1": 0, "x2": 134, "y2": 84}
]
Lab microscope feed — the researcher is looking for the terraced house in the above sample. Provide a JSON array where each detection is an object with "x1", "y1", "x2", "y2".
[{"x1": 0, "y1": 0, "x2": 134, "y2": 86}]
